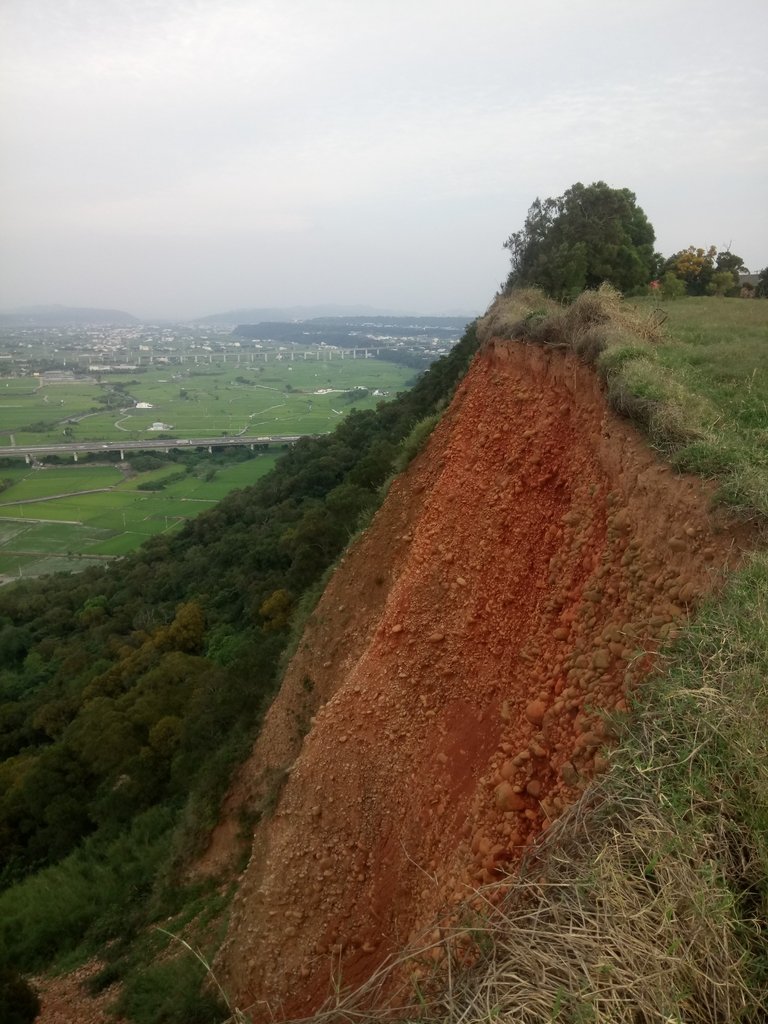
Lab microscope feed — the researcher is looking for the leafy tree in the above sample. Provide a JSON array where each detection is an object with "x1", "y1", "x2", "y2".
[
  {"x1": 715, "y1": 250, "x2": 747, "y2": 279},
  {"x1": 504, "y1": 181, "x2": 657, "y2": 298},
  {"x1": 663, "y1": 246, "x2": 748, "y2": 297},
  {"x1": 672, "y1": 245, "x2": 717, "y2": 294},
  {"x1": 259, "y1": 589, "x2": 293, "y2": 632},
  {"x1": 661, "y1": 272, "x2": 686, "y2": 300},
  {"x1": 707, "y1": 270, "x2": 738, "y2": 296},
  {"x1": 756, "y1": 267, "x2": 768, "y2": 298}
]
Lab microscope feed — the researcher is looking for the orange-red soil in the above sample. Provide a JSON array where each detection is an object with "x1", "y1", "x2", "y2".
[{"x1": 212, "y1": 339, "x2": 742, "y2": 1020}]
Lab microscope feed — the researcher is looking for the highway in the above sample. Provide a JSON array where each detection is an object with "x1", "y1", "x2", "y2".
[{"x1": 0, "y1": 434, "x2": 312, "y2": 460}]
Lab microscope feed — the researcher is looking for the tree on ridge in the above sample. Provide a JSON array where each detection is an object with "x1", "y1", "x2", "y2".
[{"x1": 503, "y1": 181, "x2": 658, "y2": 299}]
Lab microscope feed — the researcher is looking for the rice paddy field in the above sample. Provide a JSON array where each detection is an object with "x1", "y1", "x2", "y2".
[
  {"x1": 0, "y1": 357, "x2": 416, "y2": 579},
  {"x1": 0, "y1": 454, "x2": 280, "y2": 580},
  {"x1": 0, "y1": 359, "x2": 414, "y2": 446}
]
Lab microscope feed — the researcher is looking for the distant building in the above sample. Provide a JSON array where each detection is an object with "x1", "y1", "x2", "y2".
[
  {"x1": 41, "y1": 370, "x2": 75, "y2": 383},
  {"x1": 739, "y1": 273, "x2": 760, "y2": 287},
  {"x1": 135, "y1": 402, "x2": 153, "y2": 409},
  {"x1": 148, "y1": 421, "x2": 173, "y2": 431}
]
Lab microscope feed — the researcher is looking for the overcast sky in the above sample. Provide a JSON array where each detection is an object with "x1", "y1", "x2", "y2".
[{"x1": 1, "y1": 0, "x2": 766, "y2": 319}]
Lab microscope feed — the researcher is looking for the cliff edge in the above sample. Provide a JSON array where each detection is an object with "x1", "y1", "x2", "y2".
[{"x1": 213, "y1": 338, "x2": 741, "y2": 1018}]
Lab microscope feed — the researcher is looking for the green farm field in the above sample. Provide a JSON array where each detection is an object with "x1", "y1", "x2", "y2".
[
  {"x1": 0, "y1": 453, "x2": 278, "y2": 579},
  {"x1": 0, "y1": 359, "x2": 415, "y2": 446},
  {"x1": 0, "y1": 357, "x2": 414, "y2": 578}
]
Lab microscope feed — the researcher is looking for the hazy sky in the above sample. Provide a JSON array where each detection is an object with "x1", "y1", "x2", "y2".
[{"x1": 1, "y1": 0, "x2": 766, "y2": 319}]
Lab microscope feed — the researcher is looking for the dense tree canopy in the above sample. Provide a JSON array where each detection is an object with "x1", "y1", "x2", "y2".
[
  {"x1": 663, "y1": 245, "x2": 748, "y2": 296},
  {"x1": 503, "y1": 181, "x2": 658, "y2": 299}
]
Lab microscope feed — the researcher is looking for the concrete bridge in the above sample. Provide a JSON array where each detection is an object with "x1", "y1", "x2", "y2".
[{"x1": 0, "y1": 434, "x2": 315, "y2": 463}]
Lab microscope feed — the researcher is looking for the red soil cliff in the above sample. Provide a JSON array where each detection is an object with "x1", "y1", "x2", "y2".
[{"x1": 213, "y1": 339, "x2": 741, "y2": 1019}]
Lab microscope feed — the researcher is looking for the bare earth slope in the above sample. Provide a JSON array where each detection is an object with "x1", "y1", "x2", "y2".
[{"x1": 216, "y1": 339, "x2": 742, "y2": 1019}]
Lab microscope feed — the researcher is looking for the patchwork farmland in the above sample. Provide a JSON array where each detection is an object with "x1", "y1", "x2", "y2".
[{"x1": 0, "y1": 359, "x2": 414, "y2": 578}]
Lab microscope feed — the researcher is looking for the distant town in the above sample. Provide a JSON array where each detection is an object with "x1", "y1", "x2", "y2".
[{"x1": 0, "y1": 311, "x2": 472, "y2": 378}]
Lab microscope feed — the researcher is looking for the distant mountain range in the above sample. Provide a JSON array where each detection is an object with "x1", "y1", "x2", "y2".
[
  {"x1": 0, "y1": 303, "x2": 480, "y2": 328},
  {"x1": 0, "y1": 305, "x2": 140, "y2": 327},
  {"x1": 192, "y1": 304, "x2": 473, "y2": 326}
]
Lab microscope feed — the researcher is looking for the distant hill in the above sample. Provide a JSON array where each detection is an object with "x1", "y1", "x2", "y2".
[
  {"x1": 193, "y1": 304, "x2": 408, "y2": 325},
  {"x1": 0, "y1": 304, "x2": 140, "y2": 327},
  {"x1": 232, "y1": 315, "x2": 472, "y2": 349},
  {"x1": 194, "y1": 305, "x2": 479, "y2": 326}
]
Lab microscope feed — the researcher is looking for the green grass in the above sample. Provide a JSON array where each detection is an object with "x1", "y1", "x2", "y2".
[
  {"x1": 0, "y1": 552, "x2": 41, "y2": 577},
  {"x1": 0, "y1": 382, "x2": 100, "y2": 439},
  {"x1": 627, "y1": 297, "x2": 768, "y2": 513},
  {"x1": 0, "y1": 453, "x2": 278, "y2": 576},
  {"x1": 0, "y1": 466, "x2": 123, "y2": 502}
]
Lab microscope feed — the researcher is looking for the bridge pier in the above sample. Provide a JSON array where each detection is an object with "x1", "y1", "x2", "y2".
[
  {"x1": 120, "y1": 450, "x2": 125, "y2": 460},
  {"x1": 73, "y1": 451, "x2": 78, "y2": 462},
  {"x1": 208, "y1": 445, "x2": 213, "y2": 454},
  {"x1": 25, "y1": 454, "x2": 31, "y2": 465}
]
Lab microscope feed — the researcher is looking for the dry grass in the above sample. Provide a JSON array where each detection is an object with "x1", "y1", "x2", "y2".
[
  {"x1": 286, "y1": 791, "x2": 758, "y2": 1024},
  {"x1": 478, "y1": 287, "x2": 745, "y2": 465},
  {"x1": 476, "y1": 289, "x2": 560, "y2": 345},
  {"x1": 604, "y1": 359, "x2": 720, "y2": 451},
  {"x1": 477, "y1": 285, "x2": 663, "y2": 359}
]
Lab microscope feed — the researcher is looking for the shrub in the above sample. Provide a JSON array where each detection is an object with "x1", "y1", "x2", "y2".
[
  {"x1": 393, "y1": 412, "x2": 442, "y2": 473},
  {"x1": 661, "y1": 272, "x2": 686, "y2": 299},
  {"x1": 0, "y1": 968, "x2": 40, "y2": 1024},
  {"x1": 115, "y1": 954, "x2": 228, "y2": 1024}
]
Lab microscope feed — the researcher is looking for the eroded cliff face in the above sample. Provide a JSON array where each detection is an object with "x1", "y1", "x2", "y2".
[{"x1": 213, "y1": 339, "x2": 740, "y2": 1019}]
